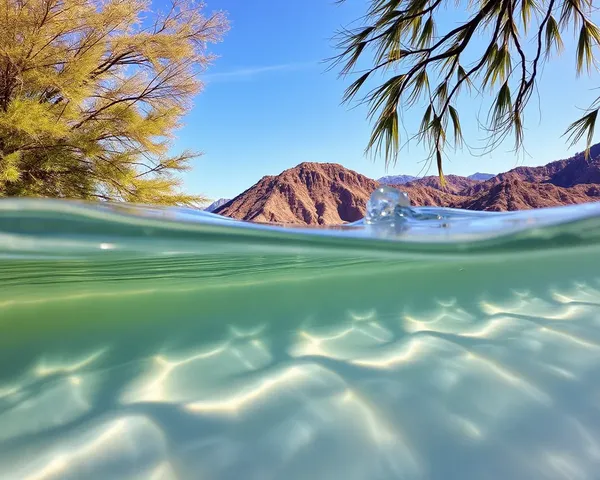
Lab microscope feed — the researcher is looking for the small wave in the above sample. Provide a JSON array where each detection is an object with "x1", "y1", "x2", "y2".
[{"x1": 0, "y1": 198, "x2": 599, "y2": 259}]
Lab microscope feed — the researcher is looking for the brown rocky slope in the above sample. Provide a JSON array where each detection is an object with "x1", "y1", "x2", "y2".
[
  {"x1": 215, "y1": 146, "x2": 600, "y2": 225},
  {"x1": 215, "y1": 162, "x2": 378, "y2": 225},
  {"x1": 459, "y1": 179, "x2": 600, "y2": 211}
]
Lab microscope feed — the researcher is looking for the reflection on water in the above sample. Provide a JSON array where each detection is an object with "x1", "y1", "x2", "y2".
[{"x1": 1, "y1": 201, "x2": 600, "y2": 479}]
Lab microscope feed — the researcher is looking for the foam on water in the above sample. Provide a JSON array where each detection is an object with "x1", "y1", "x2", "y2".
[{"x1": 1, "y1": 197, "x2": 600, "y2": 479}]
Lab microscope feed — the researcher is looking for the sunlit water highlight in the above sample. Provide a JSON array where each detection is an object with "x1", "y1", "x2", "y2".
[{"x1": 1, "y1": 198, "x2": 600, "y2": 479}]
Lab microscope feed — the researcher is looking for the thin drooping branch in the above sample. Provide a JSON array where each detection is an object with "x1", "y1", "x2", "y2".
[{"x1": 333, "y1": 0, "x2": 600, "y2": 180}]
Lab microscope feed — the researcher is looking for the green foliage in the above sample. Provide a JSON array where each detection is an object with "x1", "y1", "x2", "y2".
[
  {"x1": 333, "y1": 0, "x2": 600, "y2": 181},
  {"x1": 0, "y1": 0, "x2": 228, "y2": 205}
]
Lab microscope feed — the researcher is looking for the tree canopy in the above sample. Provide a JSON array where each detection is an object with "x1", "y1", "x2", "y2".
[
  {"x1": 332, "y1": 0, "x2": 600, "y2": 183},
  {"x1": 0, "y1": 0, "x2": 227, "y2": 205}
]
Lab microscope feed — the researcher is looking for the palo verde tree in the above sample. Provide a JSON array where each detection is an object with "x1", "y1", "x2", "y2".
[
  {"x1": 0, "y1": 0, "x2": 227, "y2": 205},
  {"x1": 333, "y1": 0, "x2": 600, "y2": 183}
]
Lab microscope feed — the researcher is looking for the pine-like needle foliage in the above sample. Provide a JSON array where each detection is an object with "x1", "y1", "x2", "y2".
[
  {"x1": 0, "y1": 0, "x2": 228, "y2": 205},
  {"x1": 332, "y1": 0, "x2": 600, "y2": 183}
]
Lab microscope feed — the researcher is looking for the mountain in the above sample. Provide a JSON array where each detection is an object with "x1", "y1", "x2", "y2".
[
  {"x1": 404, "y1": 175, "x2": 479, "y2": 194},
  {"x1": 215, "y1": 145, "x2": 600, "y2": 225},
  {"x1": 547, "y1": 147, "x2": 600, "y2": 186},
  {"x1": 396, "y1": 184, "x2": 462, "y2": 207},
  {"x1": 204, "y1": 198, "x2": 231, "y2": 212},
  {"x1": 468, "y1": 172, "x2": 495, "y2": 181},
  {"x1": 214, "y1": 162, "x2": 378, "y2": 225},
  {"x1": 378, "y1": 175, "x2": 416, "y2": 185},
  {"x1": 461, "y1": 146, "x2": 600, "y2": 197},
  {"x1": 379, "y1": 172, "x2": 494, "y2": 185},
  {"x1": 459, "y1": 178, "x2": 600, "y2": 211}
]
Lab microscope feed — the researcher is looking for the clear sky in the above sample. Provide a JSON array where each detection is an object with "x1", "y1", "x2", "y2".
[{"x1": 171, "y1": 0, "x2": 600, "y2": 201}]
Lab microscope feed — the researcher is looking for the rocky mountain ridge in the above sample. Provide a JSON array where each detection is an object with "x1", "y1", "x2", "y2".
[
  {"x1": 215, "y1": 162, "x2": 378, "y2": 225},
  {"x1": 214, "y1": 146, "x2": 600, "y2": 225},
  {"x1": 204, "y1": 198, "x2": 231, "y2": 212}
]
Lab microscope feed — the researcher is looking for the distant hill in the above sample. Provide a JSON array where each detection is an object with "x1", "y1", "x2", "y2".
[
  {"x1": 379, "y1": 172, "x2": 494, "y2": 185},
  {"x1": 468, "y1": 172, "x2": 495, "y2": 181},
  {"x1": 204, "y1": 198, "x2": 231, "y2": 212},
  {"x1": 378, "y1": 175, "x2": 416, "y2": 185},
  {"x1": 403, "y1": 175, "x2": 480, "y2": 194},
  {"x1": 215, "y1": 147, "x2": 600, "y2": 225}
]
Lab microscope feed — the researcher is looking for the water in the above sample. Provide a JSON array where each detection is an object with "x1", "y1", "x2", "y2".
[
  {"x1": 365, "y1": 186, "x2": 412, "y2": 224},
  {"x1": 1, "y1": 196, "x2": 600, "y2": 479}
]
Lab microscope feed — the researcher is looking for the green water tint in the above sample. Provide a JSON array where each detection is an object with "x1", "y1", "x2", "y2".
[{"x1": 1, "y1": 199, "x2": 600, "y2": 479}]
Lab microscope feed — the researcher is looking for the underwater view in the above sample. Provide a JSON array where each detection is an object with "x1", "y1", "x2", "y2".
[
  {"x1": 1, "y1": 196, "x2": 600, "y2": 479},
  {"x1": 4, "y1": 0, "x2": 600, "y2": 477}
]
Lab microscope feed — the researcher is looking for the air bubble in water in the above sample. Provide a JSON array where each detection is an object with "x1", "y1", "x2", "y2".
[{"x1": 365, "y1": 186, "x2": 412, "y2": 224}]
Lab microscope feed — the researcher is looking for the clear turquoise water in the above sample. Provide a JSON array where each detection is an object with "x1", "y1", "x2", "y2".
[{"x1": 1, "y1": 199, "x2": 600, "y2": 479}]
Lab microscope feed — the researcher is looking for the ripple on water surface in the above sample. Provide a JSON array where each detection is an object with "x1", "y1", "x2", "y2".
[{"x1": 0, "y1": 197, "x2": 600, "y2": 479}]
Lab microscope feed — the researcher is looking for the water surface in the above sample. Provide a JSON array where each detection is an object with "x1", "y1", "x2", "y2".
[{"x1": 1, "y1": 199, "x2": 600, "y2": 479}]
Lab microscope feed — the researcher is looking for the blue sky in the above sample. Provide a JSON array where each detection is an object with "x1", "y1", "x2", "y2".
[{"x1": 171, "y1": 0, "x2": 600, "y2": 201}]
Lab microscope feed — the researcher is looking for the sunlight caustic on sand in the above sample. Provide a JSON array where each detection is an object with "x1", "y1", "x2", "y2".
[{"x1": 2, "y1": 201, "x2": 600, "y2": 479}]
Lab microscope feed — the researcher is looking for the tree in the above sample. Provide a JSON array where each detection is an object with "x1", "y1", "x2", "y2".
[
  {"x1": 0, "y1": 0, "x2": 227, "y2": 205},
  {"x1": 332, "y1": 0, "x2": 600, "y2": 183}
]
